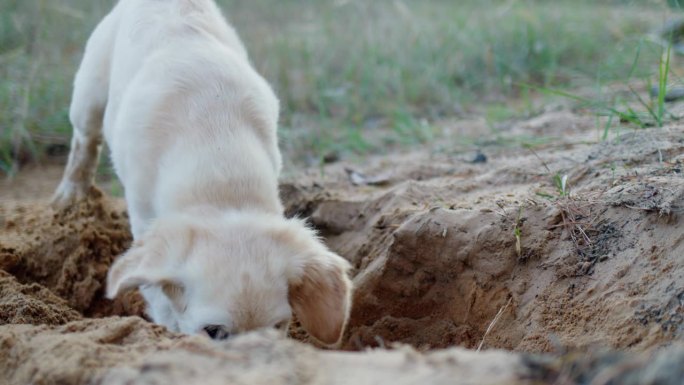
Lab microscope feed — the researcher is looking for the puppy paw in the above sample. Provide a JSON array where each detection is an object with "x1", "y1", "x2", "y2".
[{"x1": 50, "y1": 181, "x2": 93, "y2": 210}]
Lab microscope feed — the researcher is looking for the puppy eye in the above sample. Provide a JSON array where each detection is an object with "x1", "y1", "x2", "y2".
[
  {"x1": 203, "y1": 325, "x2": 231, "y2": 340},
  {"x1": 274, "y1": 320, "x2": 289, "y2": 330}
]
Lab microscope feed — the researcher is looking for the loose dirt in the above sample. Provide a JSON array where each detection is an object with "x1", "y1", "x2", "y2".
[
  {"x1": 0, "y1": 109, "x2": 683, "y2": 384},
  {"x1": 0, "y1": 187, "x2": 145, "y2": 318}
]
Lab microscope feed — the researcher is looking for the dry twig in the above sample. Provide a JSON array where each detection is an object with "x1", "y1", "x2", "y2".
[{"x1": 477, "y1": 297, "x2": 513, "y2": 352}]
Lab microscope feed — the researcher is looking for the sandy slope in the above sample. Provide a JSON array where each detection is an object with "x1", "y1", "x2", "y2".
[{"x1": 283, "y1": 119, "x2": 684, "y2": 353}]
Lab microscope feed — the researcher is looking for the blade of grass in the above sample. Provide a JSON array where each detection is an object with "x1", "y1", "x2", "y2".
[
  {"x1": 602, "y1": 114, "x2": 614, "y2": 141},
  {"x1": 626, "y1": 38, "x2": 644, "y2": 80},
  {"x1": 657, "y1": 40, "x2": 672, "y2": 127},
  {"x1": 627, "y1": 85, "x2": 657, "y2": 123}
]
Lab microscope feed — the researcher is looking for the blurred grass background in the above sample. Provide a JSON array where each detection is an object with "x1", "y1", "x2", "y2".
[{"x1": 0, "y1": 0, "x2": 676, "y2": 174}]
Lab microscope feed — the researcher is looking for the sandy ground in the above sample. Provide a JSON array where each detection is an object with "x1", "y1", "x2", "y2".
[{"x1": 1, "y1": 108, "x2": 683, "y2": 384}]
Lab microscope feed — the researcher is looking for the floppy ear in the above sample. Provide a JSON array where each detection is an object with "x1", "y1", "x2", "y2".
[
  {"x1": 106, "y1": 239, "x2": 181, "y2": 300},
  {"x1": 288, "y1": 252, "x2": 352, "y2": 346}
]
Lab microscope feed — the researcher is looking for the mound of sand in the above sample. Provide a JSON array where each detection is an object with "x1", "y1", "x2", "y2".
[
  {"x1": 0, "y1": 188, "x2": 144, "y2": 318},
  {"x1": 0, "y1": 270, "x2": 80, "y2": 325},
  {"x1": 0, "y1": 110, "x2": 682, "y2": 384},
  {"x1": 1, "y1": 316, "x2": 683, "y2": 385},
  {"x1": 283, "y1": 127, "x2": 684, "y2": 352}
]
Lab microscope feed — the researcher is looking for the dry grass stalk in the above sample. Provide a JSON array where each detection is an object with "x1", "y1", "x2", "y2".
[{"x1": 477, "y1": 297, "x2": 513, "y2": 352}]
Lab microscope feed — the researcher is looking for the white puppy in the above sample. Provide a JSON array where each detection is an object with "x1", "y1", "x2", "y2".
[{"x1": 52, "y1": 0, "x2": 352, "y2": 345}]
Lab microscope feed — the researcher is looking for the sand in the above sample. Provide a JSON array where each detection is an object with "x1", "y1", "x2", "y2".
[
  {"x1": 282, "y1": 124, "x2": 684, "y2": 353},
  {"x1": 0, "y1": 109, "x2": 683, "y2": 384},
  {"x1": 0, "y1": 187, "x2": 145, "y2": 318}
]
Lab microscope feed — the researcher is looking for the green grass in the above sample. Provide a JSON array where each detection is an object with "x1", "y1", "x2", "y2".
[
  {"x1": 527, "y1": 34, "x2": 675, "y2": 138},
  {"x1": 0, "y1": 0, "x2": 674, "y2": 173},
  {"x1": 0, "y1": 0, "x2": 112, "y2": 174},
  {"x1": 656, "y1": 39, "x2": 672, "y2": 126}
]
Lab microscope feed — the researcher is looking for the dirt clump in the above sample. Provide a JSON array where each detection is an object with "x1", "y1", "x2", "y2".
[
  {"x1": 0, "y1": 187, "x2": 144, "y2": 318},
  {"x1": 0, "y1": 316, "x2": 526, "y2": 385},
  {"x1": 0, "y1": 317, "x2": 179, "y2": 385},
  {"x1": 523, "y1": 343, "x2": 684, "y2": 385},
  {"x1": 0, "y1": 270, "x2": 81, "y2": 325}
]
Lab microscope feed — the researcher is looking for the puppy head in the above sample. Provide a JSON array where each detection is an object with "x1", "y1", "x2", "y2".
[{"x1": 107, "y1": 212, "x2": 352, "y2": 345}]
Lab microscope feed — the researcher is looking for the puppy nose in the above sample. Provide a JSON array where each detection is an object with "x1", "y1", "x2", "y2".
[{"x1": 203, "y1": 325, "x2": 230, "y2": 340}]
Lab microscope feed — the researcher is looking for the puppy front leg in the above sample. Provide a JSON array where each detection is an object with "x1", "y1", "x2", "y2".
[
  {"x1": 52, "y1": 66, "x2": 106, "y2": 209},
  {"x1": 52, "y1": 13, "x2": 115, "y2": 209},
  {"x1": 51, "y1": 126, "x2": 103, "y2": 208}
]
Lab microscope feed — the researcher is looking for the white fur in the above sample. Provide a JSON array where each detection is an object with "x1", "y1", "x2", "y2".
[{"x1": 53, "y1": 0, "x2": 352, "y2": 345}]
